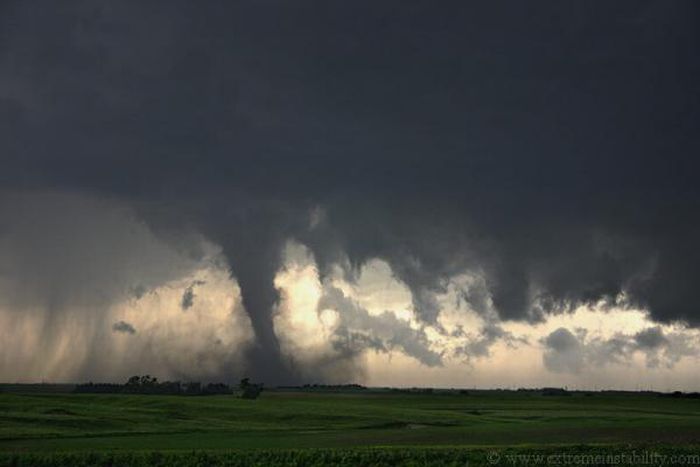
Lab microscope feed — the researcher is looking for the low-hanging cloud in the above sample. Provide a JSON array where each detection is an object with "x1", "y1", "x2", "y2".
[
  {"x1": 270, "y1": 245, "x2": 444, "y2": 383},
  {"x1": 541, "y1": 326, "x2": 700, "y2": 374},
  {"x1": 541, "y1": 328, "x2": 586, "y2": 374},
  {"x1": 319, "y1": 285, "x2": 443, "y2": 368},
  {"x1": 454, "y1": 323, "x2": 527, "y2": 362}
]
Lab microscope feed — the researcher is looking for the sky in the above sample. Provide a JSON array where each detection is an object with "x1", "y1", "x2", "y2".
[{"x1": 1, "y1": 1, "x2": 699, "y2": 389}]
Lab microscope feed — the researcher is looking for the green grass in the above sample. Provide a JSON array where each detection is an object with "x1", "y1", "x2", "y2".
[
  {"x1": 3, "y1": 447, "x2": 700, "y2": 467},
  {"x1": 1, "y1": 390, "x2": 699, "y2": 465}
]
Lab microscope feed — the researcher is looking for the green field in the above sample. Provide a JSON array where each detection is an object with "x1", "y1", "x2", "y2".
[{"x1": 1, "y1": 389, "x2": 699, "y2": 465}]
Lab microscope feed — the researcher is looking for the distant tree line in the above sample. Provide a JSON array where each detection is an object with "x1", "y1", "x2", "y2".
[
  {"x1": 74, "y1": 375, "x2": 263, "y2": 398},
  {"x1": 662, "y1": 391, "x2": 700, "y2": 399}
]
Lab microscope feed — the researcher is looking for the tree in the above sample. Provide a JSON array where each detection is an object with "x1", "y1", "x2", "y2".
[{"x1": 239, "y1": 377, "x2": 263, "y2": 399}]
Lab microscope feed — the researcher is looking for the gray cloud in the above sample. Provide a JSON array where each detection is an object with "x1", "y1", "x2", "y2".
[
  {"x1": 586, "y1": 334, "x2": 632, "y2": 367},
  {"x1": 454, "y1": 323, "x2": 527, "y2": 361},
  {"x1": 0, "y1": 192, "x2": 197, "y2": 314},
  {"x1": 542, "y1": 326, "x2": 700, "y2": 374},
  {"x1": 634, "y1": 327, "x2": 668, "y2": 350},
  {"x1": 319, "y1": 286, "x2": 443, "y2": 368},
  {"x1": 181, "y1": 288, "x2": 195, "y2": 310},
  {"x1": 0, "y1": 192, "x2": 227, "y2": 381},
  {"x1": 112, "y1": 320, "x2": 136, "y2": 335},
  {"x1": 181, "y1": 280, "x2": 205, "y2": 310},
  {"x1": 541, "y1": 328, "x2": 585, "y2": 374}
]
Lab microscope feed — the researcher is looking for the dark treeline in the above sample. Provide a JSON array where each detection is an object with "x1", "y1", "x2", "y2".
[
  {"x1": 74, "y1": 375, "x2": 242, "y2": 396},
  {"x1": 662, "y1": 391, "x2": 700, "y2": 399}
]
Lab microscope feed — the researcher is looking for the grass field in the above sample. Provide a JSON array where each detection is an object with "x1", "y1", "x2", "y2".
[{"x1": 1, "y1": 389, "x2": 699, "y2": 465}]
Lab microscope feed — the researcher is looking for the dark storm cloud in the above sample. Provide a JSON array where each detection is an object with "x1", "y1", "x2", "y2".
[{"x1": 1, "y1": 1, "x2": 699, "y2": 382}]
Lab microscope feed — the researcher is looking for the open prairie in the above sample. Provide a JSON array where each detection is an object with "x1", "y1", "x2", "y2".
[{"x1": 1, "y1": 389, "x2": 699, "y2": 465}]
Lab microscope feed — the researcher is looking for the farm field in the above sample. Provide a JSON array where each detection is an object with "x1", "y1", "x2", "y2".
[{"x1": 1, "y1": 389, "x2": 699, "y2": 465}]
